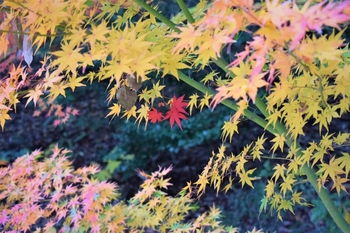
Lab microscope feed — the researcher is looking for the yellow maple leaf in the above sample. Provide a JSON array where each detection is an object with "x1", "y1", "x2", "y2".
[
  {"x1": 201, "y1": 71, "x2": 218, "y2": 85},
  {"x1": 129, "y1": 52, "x2": 158, "y2": 81},
  {"x1": 272, "y1": 164, "x2": 286, "y2": 183},
  {"x1": 317, "y1": 157, "x2": 344, "y2": 183},
  {"x1": 198, "y1": 92, "x2": 212, "y2": 111},
  {"x1": 148, "y1": 81, "x2": 165, "y2": 104},
  {"x1": 270, "y1": 133, "x2": 286, "y2": 154},
  {"x1": 337, "y1": 152, "x2": 350, "y2": 178},
  {"x1": 135, "y1": 104, "x2": 149, "y2": 129},
  {"x1": 170, "y1": 23, "x2": 201, "y2": 53},
  {"x1": 265, "y1": 179, "x2": 275, "y2": 199},
  {"x1": 280, "y1": 174, "x2": 296, "y2": 196},
  {"x1": 86, "y1": 20, "x2": 110, "y2": 49},
  {"x1": 194, "y1": 45, "x2": 217, "y2": 69},
  {"x1": 48, "y1": 83, "x2": 68, "y2": 100},
  {"x1": 161, "y1": 53, "x2": 190, "y2": 80},
  {"x1": 68, "y1": 75, "x2": 86, "y2": 92},
  {"x1": 221, "y1": 120, "x2": 239, "y2": 143},
  {"x1": 0, "y1": 110, "x2": 11, "y2": 130},
  {"x1": 187, "y1": 93, "x2": 198, "y2": 115},
  {"x1": 122, "y1": 106, "x2": 137, "y2": 121},
  {"x1": 51, "y1": 41, "x2": 84, "y2": 75},
  {"x1": 331, "y1": 176, "x2": 348, "y2": 195},
  {"x1": 246, "y1": 72, "x2": 269, "y2": 102},
  {"x1": 287, "y1": 156, "x2": 303, "y2": 174},
  {"x1": 106, "y1": 103, "x2": 121, "y2": 120},
  {"x1": 238, "y1": 168, "x2": 257, "y2": 188},
  {"x1": 195, "y1": 174, "x2": 209, "y2": 195}
]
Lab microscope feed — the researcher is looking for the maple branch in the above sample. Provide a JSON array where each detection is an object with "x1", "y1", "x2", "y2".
[
  {"x1": 0, "y1": 29, "x2": 68, "y2": 38},
  {"x1": 7, "y1": 0, "x2": 36, "y2": 14},
  {"x1": 134, "y1": 0, "x2": 180, "y2": 32},
  {"x1": 276, "y1": 133, "x2": 350, "y2": 232},
  {"x1": 317, "y1": 77, "x2": 328, "y2": 109},
  {"x1": 300, "y1": 156, "x2": 350, "y2": 232},
  {"x1": 175, "y1": 0, "x2": 195, "y2": 24},
  {"x1": 244, "y1": 155, "x2": 291, "y2": 161}
]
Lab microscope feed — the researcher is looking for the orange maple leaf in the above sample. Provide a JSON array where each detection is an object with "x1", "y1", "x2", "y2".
[{"x1": 24, "y1": 85, "x2": 43, "y2": 107}]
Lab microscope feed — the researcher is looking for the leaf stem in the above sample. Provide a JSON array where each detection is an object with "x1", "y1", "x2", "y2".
[
  {"x1": 175, "y1": 0, "x2": 195, "y2": 24},
  {"x1": 134, "y1": 0, "x2": 180, "y2": 32},
  {"x1": 0, "y1": 29, "x2": 68, "y2": 38},
  {"x1": 287, "y1": 49, "x2": 328, "y2": 108}
]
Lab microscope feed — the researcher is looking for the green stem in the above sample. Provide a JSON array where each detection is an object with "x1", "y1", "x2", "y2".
[
  {"x1": 301, "y1": 164, "x2": 350, "y2": 232},
  {"x1": 136, "y1": 1, "x2": 350, "y2": 232},
  {"x1": 317, "y1": 77, "x2": 328, "y2": 109},
  {"x1": 175, "y1": 0, "x2": 195, "y2": 24},
  {"x1": 0, "y1": 29, "x2": 68, "y2": 37},
  {"x1": 255, "y1": 97, "x2": 270, "y2": 119},
  {"x1": 134, "y1": 0, "x2": 180, "y2": 32},
  {"x1": 245, "y1": 155, "x2": 291, "y2": 161},
  {"x1": 8, "y1": 0, "x2": 35, "y2": 14},
  {"x1": 178, "y1": 71, "x2": 278, "y2": 134}
]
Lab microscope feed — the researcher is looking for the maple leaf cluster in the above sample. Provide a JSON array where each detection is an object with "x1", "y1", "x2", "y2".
[
  {"x1": 0, "y1": 146, "x2": 234, "y2": 233},
  {"x1": 0, "y1": 146, "x2": 118, "y2": 232}
]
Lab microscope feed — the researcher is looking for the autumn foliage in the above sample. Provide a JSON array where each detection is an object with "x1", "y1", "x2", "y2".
[
  {"x1": 0, "y1": 146, "x2": 231, "y2": 232},
  {"x1": 1, "y1": 0, "x2": 350, "y2": 232}
]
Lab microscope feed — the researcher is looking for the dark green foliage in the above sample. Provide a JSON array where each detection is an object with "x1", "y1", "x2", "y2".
[{"x1": 100, "y1": 104, "x2": 231, "y2": 181}]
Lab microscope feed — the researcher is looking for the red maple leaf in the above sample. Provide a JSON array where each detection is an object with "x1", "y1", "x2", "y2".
[
  {"x1": 148, "y1": 107, "x2": 164, "y2": 123},
  {"x1": 164, "y1": 95, "x2": 188, "y2": 129}
]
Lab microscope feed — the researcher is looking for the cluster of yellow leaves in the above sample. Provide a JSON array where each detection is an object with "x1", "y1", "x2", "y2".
[
  {"x1": 262, "y1": 132, "x2": 350, "y2": 220},
  {"x1": 266, "y1": 30, "x2": 350, "y2": 141},
  {"x1": 193, "y1": 141, "x2": 267, "y2": 197},
  {"x1": 1, "y1": 0, "x2": 220, "y2": 130},
  {"x1": 194, "y1": 141, "x2": 305, "y2": 221},
  {"x1": 127, "y1": 166, "x2": 238, "y2": 233},
  {"x1": 186, "y1": 92, "x2": 212, "y2": 115},
  {"x1": 199, "y1": 130, "x2": 350, "y2": 220}
]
